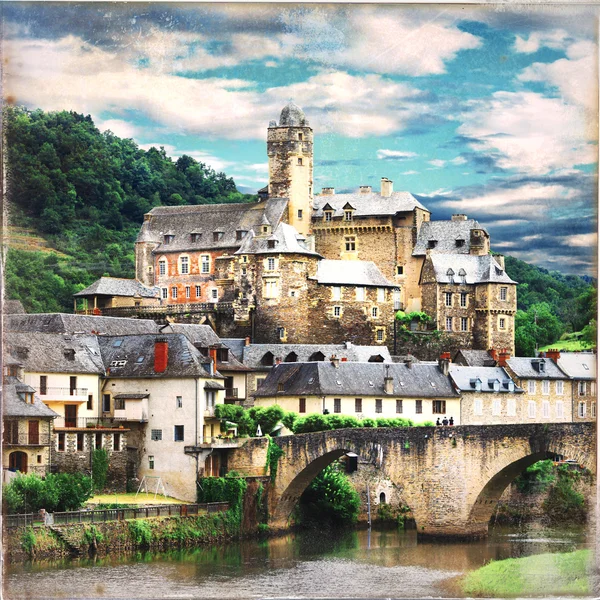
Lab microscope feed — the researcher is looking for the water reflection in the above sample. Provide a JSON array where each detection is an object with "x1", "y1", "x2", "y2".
[{"x1": 4, "y1": 524, "x2": 590, "y2": 599}]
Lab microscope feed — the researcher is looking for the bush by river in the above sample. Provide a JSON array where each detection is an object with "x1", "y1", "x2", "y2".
[{"x1": 462, "y1": 549, "x2": 592, "y2": 597}]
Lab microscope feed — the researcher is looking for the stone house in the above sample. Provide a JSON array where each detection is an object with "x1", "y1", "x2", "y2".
[
  {"x1": 73, "y1": 102, "x2": 515, "y2": 355},
  {"x1": 2, "y1": 359, "x2": 58, "y2": 481},
  {"x1": 550, "y1": 350, "x2": 597, "y2": 422},
  {"x1": 503, "y1": 355, "x2": 574, "y2": 422},
  {"x1": 253, "y1": 356, "x2": 460, "y2": 424},
  {"x1": 96, "y1": 333, "x2": 228, "y2": 500},
  {"x1": 73, "y1": 277, "x2": 159, "y2": 314},
  {"x1": 448, "y1": 365, "x2": 525, "y2": 425},
  {"x1": 236, "y1": 340, "x2": 392, "y2": 398}
]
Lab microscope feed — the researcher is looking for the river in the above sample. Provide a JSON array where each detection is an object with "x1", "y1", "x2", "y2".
[{"x1": 4, "y1": 524, "x2": 591, "y2": 599}]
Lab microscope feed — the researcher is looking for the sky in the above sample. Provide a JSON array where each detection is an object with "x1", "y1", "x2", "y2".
[{"x1": 3, "y1": 2, "x2": 598, "y2": 276}]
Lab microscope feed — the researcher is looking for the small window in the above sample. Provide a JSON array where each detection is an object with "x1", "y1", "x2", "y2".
[
  {"x1": 333, "y1": 306, "x2": 342, "y2": 317},
  {"x1": 461, "y1": 317, "x2": 468, "y2": 332},
  {"x1": 377, "y1": 288, "x2": 385, "y2": 303},
  {"x1": 579, "y1": 381, "x2": 586, "y2": 395},
  {"x1": 325, "y1": 211, "x2": 333, "y2": 222},
  {"x1": 332, "y1": 286, "x2": 341, "y2": 300},
  {"x1": 174, "y1": 425, "x2": 184, "y2": 442},
  {"x1": 375, "y1": 399, "x2": 383, "y2": 414},
  {"x1": 556, "y1": 401, "x2": 564, "y2": 419},
  {"x1": 298, "y1": 158, "x2": 303, "y2": 166},
  {"x1": 396, "y1": 266, "x2": 404, "y2": 276},
  {"x1": 592, "y1": 402, "x2": 596, "y2": 418},
  {"x1": 77, "y1": 433, "x2": 84, "y2": 451},
  {"x1": 542, "y1": 380, "x2": 550, "y2": 395},
  {"x1": 277, "y1": 383, "x2": 285, "y2": 392},
  {"x1": 542, "y1": 401, "x2": 550, "y2": 418},
  {"x1": 415, "y1": 400, "x2": 422, "y2": 414},
  {"x1": 211, "y1": 289, "x2": 218, "y2": 301},
  {"x1": 195, "y1": 285, "x2": 201, "y2": 298},
  {"x1": 433, "y1": 400, "x2": 446, "y2": 414},
  {"x1": 298, "y1": 133, "x2": 303, "y2": 141},
  {"x1": 149, "y1": 455, "x2": 155, "y2": 470},
  {"x1": 162, "y1": 288, "x2": 168, "y2": 300},
  {"x1": 499, "y1": 317, "x2": 506, "y2": 330},
  {"x1": 176, "y1": 396, "x2": 183, "y2": 408},
  {"x1": 172, "y1": 287, "x2": 178, "y2": 299},
  {"x1": 528, "y1": 380, "x2": 536, "y2": 394},
  {"x1": 455, "y1": 239, "x2": 465, "y2": 247},
  {"x1": 185, "y1": 286, "x2": 191, "y2": 299},
  {"x1": 492, "y1": 399, "x2": 501, "y2": 416},
  {"x1": 356, "y1": 287, "x2": 365, "y2": 301},
  {"x1": 241, "y1": 267, "x2": 247, "y2": 276},
  {"x1": 297, "y1": 209, "x2": 303, "y2": 219},
  {"x1": 372, "y1": 307, "x2": 378, "y2": 318},
  {"x1": 58, "y1": 433, "x2": 65, "y2": 452},
  {"x1": 151, "y1": 429, "x2": 162, "y2": 441},
  {"x1": 500, "y1": 287, "x2": 507, "y2": 301},
  {"x1": 201, "y1": 255, "x2": 210, "y2": 273},
  {"x1": 163, "y1": 234, "x2": 174, "y2": 245},
  {"x1": 299, "y1": 398, "x2": 306, "y2": 413},
  {"x1": 376, "y1": 329, "x2": 384, "y2": 342},
  {"x1": 267, "y1": 240, "x2": 277, "y2": 249},
  {"x1": 102, "y1": 394, "x2": 111, "y2": 413},
  {"x1": 180, "y1": 256, "x2": 189, "y2": 274},
  {"x1": 191, "y1": 233, "x2": 201, "y2": 243},
  {"x1": 355, "y1": 398, "x2": 362, "y2": 413},
  {"x1": 578, "y1": 401, "x2": 586, "y2": 418},
  {"x1": 427, "y1": 240, "x2": 437, "y2": 249},
  {"x1": 507, "y1": 399, "x2": 516, "y2": 417},
  {"x1": 213, "y1": 231, "x2": 224, "y2": 242},
  {"x1": 445, "y1": 292, "x2": 452, "y2": 307},
  {"x1": 474, "y1": 399, "x2": 483, "y2": 416},
  {"x1": 95, "y1": 432, "x2": 103, "y2": 450},
  {"x1": 334, "y1": 398, "x2": 341, "y2": 413},
  {"x1": 40, "y1": 375, "x2": 47, "y2": 395},
  {"x1": 278, "y1": 327, "x2": 286, "y2": 340},
  {"x1": 446, "y1": 317, "x2": 453, "y2": 331},
  {"x1": 267, "y1": 258, "x2": 276, "y2": 271},
  {"x1": 528, "y1": 401, "x2": 536, "y2": 418},
  {"x1": 344, "y1": 236, "x2": 356, "y2": 251},
  {"x1": 87, "y1": 394, "x2": 93, "y2": 410},
  {"x1": 460, "y1": 293, "x2": 467, "y2": 307},
  {"x1": 114, "y1": 397, "x2": 125, "y2": 410},
  {"x1": 114, "y1": 433, "x2": 121, "y2": 451},
  {"x1": 236, "y1": 230, "x2": 247, "y2": 241},
  {"x1": 396, "y1": 399, "x2": 403, "y2": 414},
  {"x1": 344, "y1": 210, "x2": 353, "y2": 221}
]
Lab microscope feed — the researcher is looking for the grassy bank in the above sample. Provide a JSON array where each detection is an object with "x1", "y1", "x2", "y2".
[
  {"x1": 463, "y1": 549, "x2": 592, "y2": 597},
  {"x1": 87, "y1": 493, "x2": 187, "y2": 506}
]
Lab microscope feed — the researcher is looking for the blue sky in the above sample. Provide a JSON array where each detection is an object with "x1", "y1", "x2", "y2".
[{"x1": 3, "y1": 3, "x2": 598, "y2": 276}]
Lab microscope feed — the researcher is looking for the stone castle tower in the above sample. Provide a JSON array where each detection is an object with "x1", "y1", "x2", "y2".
[{"x1": 267, "y1": 102, "x2": 313, "y2": 237}]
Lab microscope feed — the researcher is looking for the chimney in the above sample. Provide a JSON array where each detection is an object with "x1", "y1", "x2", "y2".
[
  {"x1": 321, "y1": 187, "x2": 335, "y2": 195},
  {"x1": 438, "y1": 352, "x2": 451, "y2": 376},
  {"x1": 154, "y1": 337, "x2": 169, "y2": 373},
  {"x1": 495, "y1": 255, "x2": 506, "y2": 270},
  {"x1": 209, "y1": 346, "x2": 218, "y2": 368},
  {"x1": 452, "y1": 214, "x2": 468, "y2": 221},
  {"x1": 546, "y1": 348, "x2": 561, "y2": 363},
  {"x1": 384, "y1": 364, "x2": 394, "y2": 394},
  {"x1": 359, "y1": 185, "x2": 372, "y2": 194},
  {"x1": 489, "y1": 348, "x2": 499, "y2": 363},
  {"x1": 404, "y1": 357, "x2": 413, "y2": 369},
  {"x1": 498, "y1": 349, "x2": 510, "y2": 368},
  {"x1": 330, "y1": 354, "x2": 340, "y2": 368},
  {"x1": 341, "y1": 357, "x2": 348, "y2": 362},
  {"x1": 380, "y1": 178, "x2": 393, "y2": 197},
  {"x1": 245, "y1": 336, "x2": 251, "y2": 346},
  {"x1": 344, "y1": 341, "x2": 353, "y2": 349}
]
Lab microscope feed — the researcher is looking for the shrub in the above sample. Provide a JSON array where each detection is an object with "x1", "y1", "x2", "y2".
[
  {"x1": 543, "y1": 467, "x2": 586, "y2": 523},
  {"x1": 361, "y1": 418, "x2": 376, "y2": 428},
  {"x1": 515, "y1": 460, "x2": 556, "y2": 494},
  {"x1": 21, "y1": 527, "x2": 36, "y2": 554},
  {"x1": 293, "y1": 414, "x2": 332, "y2": 433},
  {"x1": 128, "y1": 520, "x2": 153, "y2": 546},
  {"x1": 92, "y1": 448, "x2": 110, "y2": 492}
]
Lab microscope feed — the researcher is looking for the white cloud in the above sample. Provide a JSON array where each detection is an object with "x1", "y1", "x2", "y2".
[
  {"x1": 450, "y1": 156, "x2": 467, "y2": 165},
  {"x1": 513, "y1": 29, "x2": 571, "y2": 53},
  {"x1": 138, "y1": 143, "x2": 234, "y2": 172},
  {"x1": 518, "y1": 40, "x2": 597, "y2": 116},
  {"x1": 428, "y1": 159, "x2": 446, "y2": 168},
  {"x1": 4, "y1": 36, "x2": 430, "y2": 140},
  {"x1": 96, "y1": 119, "x2": 140, "y2": 139},
  {"x1": 377, "y1": 149, "x2": 418, "y2": 160},
  {"x1": 559, "y1": 232, "x2": 597, "y2": 247},
  {"x1": 458, "y1": 91, "x2": 596, "y2": 175},
  {"x1": 401, "y1": 170, "x2": 419, "y2": 175}
]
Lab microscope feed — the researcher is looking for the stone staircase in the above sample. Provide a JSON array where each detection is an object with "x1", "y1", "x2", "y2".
[{"x1": 48, "y1": 525, "x2": 84, "y2": 557}]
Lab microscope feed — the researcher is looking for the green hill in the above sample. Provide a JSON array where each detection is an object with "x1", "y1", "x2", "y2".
[{"x1": 3, "y1": 106, "x2": 256, "y2": 313}]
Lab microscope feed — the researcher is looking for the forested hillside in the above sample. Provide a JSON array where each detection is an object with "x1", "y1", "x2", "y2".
[{"x1": 3, "y1": 106, "x2": 255, "y2": 312}]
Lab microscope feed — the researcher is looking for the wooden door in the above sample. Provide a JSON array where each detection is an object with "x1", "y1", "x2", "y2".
[
  {"x1": 9, "y1": 451, "x2": 27, "y2": 473},
  {"x1": 28, "y1": 421, "x2": 39, "y2": 445},
  {"x1": 65, "y1": 405, "x2": 77, "y2": 428}
]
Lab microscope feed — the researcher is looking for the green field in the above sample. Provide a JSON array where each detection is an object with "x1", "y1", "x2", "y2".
[
  {"x1": 86, "y1": 492, "x2": 188, "y2": 506},
  {"x1": 462, "y1": 549, "x2": 592, "y2": 597},
  {"x1": 539, "y1": 332, "x2": 595, "y2": 352}
]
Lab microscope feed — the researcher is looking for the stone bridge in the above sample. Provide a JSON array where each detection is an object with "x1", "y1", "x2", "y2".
[{"x1": 227, "y1": 423, "x2": 596, "y2": 538}]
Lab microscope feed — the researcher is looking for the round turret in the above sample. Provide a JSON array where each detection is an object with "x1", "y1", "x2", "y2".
[{"x1": 279, "y1": 102, "x2": 308, "y2": 127}]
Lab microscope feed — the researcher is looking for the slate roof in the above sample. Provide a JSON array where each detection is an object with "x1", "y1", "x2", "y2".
[
  {"x1": 4, "y1": 332, "x2": 105, "y2": 375},
  {"x1": 221, "y1": 338, "x2": 246, "y2": 360},
  {"x1": 274, "y1": 102, "x2": 309, "y2": 127},
  {"x1": 413, "y1": 219, "x2": 488, "y2": 256},
  {"x1": 242, "y1": 343, "x2": 392, "y2": 370},
  {"x1": 3, "y1": 377, "x2": 59, "y2": 418},
  {"x1": 3, "y1": 300, "x2": 25, "y2": 314},
  {"x1": 555, "y1": 353, "x2": 596, "y2": 380},
  {"x1": 453, "y1": 349, "x2": 496, "y2": 367},
  {"x1": 312, "y1": 191, "x2": 428, "y2": 219},
  {"x1": 312, "y1": 260, "x2": 396, "y2": 288},
  {"x1": 97, "y1": 333, "x2": 221, "y2": 380},
  {"x1": 234, "y1": 223, "x2": 320, "y2": 257},
  {"x1": 448, "y1": 365, "x2": 523, "y2": 393},
  {"x1": 136, "y1": 198, "x2": 289, "y2": 252},
  {"x1": 425, "y1": 255, "x2": 516, "y2": 285},
  {"x1": 74, "y1": 277, "x2": 159, "y2": 298},
  {"x1": 165, "y1": 324, "x2": 249, "y2": 372},
  {"x1": 5, "y1": 313, "x2": 160, "y2": 335},
  {"x1": 254, "y1": 362, "x2": 458, "y2": 398},
  {"x1": 506, "y1": 357, "x2": 568, "y2": 380}
]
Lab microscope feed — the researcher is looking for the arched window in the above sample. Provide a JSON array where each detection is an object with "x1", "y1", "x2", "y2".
[
  {"x1": 309, "y1": 351, "x2": 325, "y2": 362},
  {"x1": 284, "y1": 352, "x2": 298, "y2": 363},
  {"x1": 379, "y1": 492, "x2": 386, "y2": 504},
  {"x1": 261, "y1": 352, "x2": 274, "y2": 367}
]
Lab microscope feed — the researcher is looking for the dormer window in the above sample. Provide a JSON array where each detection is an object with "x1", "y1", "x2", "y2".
[
  {"x1": 446, "y1": 268, "x2": 455, "y2": 277},
  {"x1": 539, "y1": 361, "x2": 546, "y2": 373},
  {"x1": 267, "y1": 240, "x2": 277, "y2": 249},
  {"x1": 344, "y1": 211, "x2": 353, "y2": 221},
  {"x1": 24, "y1": 392, "x2": 34, "y2": 404},
  {"x1": 495, "y1": 267, "x2": 504, "y2": 276},
  {"x1": 324, "y1": 211, "x2": 333, "y2": 222},
  {"x1": 427, "y1": 240, "x2": 437, "y2": 249},
  {"x1": 236, "y1": 230, "x2": 248, "y2": 241},
  {"x1": 191, "y1": 232, "x2": 202, "y2": 243},
  {"x1": 5, "y1": 365, "x2": 18, "y2": 377},
  {"x1": 213, "y1": 231, "x2": 224, "y2": 242},
  {"x1": 456, "y1": 239, "x2": 465, "y2": 247},
  {"x1": 163, "y1": 234, "x2": 174, "y2": 245},
  {"x1": 262, "y1": 226, "x2": 270, "y2": 234}
]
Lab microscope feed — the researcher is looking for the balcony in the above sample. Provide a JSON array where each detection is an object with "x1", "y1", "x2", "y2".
[
  {"x1": 53, "y1": 417, "x2": 129, "y2": 430},
  {"x1": 4, "y1": 433, "x2": 51, "y2": 446},
  {"x1": 225, "y1": 387, "x2": 238, "y2": 399},
  {"x1": 76, "y1": 303, "x2": 235, "y2": 317},
  {"x1": 204, "y1": 406, "x2": 216, "y2": 418},
  {"x1": 36, "y1": 387, "x2": 89, "y2": 402}
]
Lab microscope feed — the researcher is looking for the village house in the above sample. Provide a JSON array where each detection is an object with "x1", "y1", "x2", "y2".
[
  {"x1": 72, "y1": 103, "x2": 515, "y2": 354},
  {"x1": 253, "y1": 356, "x2": 460, "y2": 423},
  {"x1": 2, "y1": 357, "x2": 58, "y2": 481},
  {"x1": 74, "y1": 277, "x2": 159, "y2": 315}
]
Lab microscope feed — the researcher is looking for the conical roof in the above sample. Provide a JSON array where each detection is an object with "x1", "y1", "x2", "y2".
[{"x1": 279, "y1": 102, "x2": 308, "y2": 127}]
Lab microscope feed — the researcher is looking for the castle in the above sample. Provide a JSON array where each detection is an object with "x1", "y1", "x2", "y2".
[{"x1": 79, "y1": 103, "x2": 516, "y2": 353}]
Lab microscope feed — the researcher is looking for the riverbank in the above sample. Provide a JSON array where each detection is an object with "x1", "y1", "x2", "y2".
[{"x1": 462, "y1": 549, "x2": 593, "y2": 597}]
